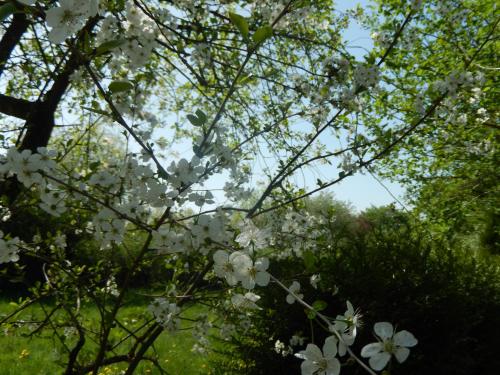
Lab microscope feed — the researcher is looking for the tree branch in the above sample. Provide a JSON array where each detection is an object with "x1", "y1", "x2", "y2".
[
  {"x1": 0, "y1": 93, "x2": 33, "y2": 119},
  {"x1": 0, "y1": 12, "x2": 30, "y2": 79}
]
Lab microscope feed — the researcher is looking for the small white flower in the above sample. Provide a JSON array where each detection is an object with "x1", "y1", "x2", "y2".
[
  {"x1": 235, "y1": 219, "x2": 270, "y2": 250},
  {"x1": 46, "y1": 0, "x2": 99, "y2": 43},
  {"x1": 295, "y1": 336, "x2": 340, "y2": 375},
  {"x1": 148, "y1": 298, "x2": 181, "y2": 331},
  {"x1": 290, "y1": 335, "x2": 305, "y2": 347},
  {"x1": 361, "y1": 322, "x2": 418, "y2": 371},
  {"x1": 232, "y1": 254, "x2": 270, "y2": 289},
  {"x1": 0, "y1": 231, "x2": 21, "y2": 264},
  {"x1": 330, "y1": 301, "x2": 362, "y2": 356},
  {"x1": 231, "y1": 292, "x2": 261, "y2": 310},
  {"x1": 213, "y1": 250, "x2": 238, "y2": 286},
  {"x1": 274, "y1": 339, "x2": 286, "y2": 354},
  {"x1": 286, "y1": 281, "x2": 304, "y2": 304},
  {"x1": 310, "y1": 274, "x2": 321, "y2": 289}
]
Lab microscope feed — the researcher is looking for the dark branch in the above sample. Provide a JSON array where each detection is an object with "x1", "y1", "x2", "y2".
[
  {"x1": 0, "y1": 94, "x2": 33, "y2": 119},
  {"x1": 0, "y1": 12, "x2": 30, "y2": 79}
]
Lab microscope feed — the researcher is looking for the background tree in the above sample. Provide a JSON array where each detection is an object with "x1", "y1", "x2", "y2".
[
  {"x1": 0, "y1": 0, "x2": 497, "y2": 374},
  {"x1": 366, "y1": 0, "x2": 499, "y2": 252}
]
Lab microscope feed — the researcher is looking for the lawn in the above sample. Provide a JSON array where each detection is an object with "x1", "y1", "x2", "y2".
[{"x1": 0, "y1": 293, "x2": 224, "y2": 375}]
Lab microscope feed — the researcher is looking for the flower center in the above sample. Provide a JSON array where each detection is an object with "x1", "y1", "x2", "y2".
[
  {"x1": 314, "y1": 358, "x2": 328, "y2": 371},
  {"x1": 248, "y1": 266, "x2": 257, "y2": 279},
  {"x1": 384, "y1": 340, "x2": 394, "y2": 353},
  {"x1": 61, "y1": 10, "x2": 75, "y2": 23}
]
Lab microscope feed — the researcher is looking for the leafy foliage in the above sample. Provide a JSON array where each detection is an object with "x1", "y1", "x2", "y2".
[{"x1": 219, "y1": 203, "x2": 500, "y2": 375}]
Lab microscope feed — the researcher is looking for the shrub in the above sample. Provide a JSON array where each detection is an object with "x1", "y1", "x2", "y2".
[{"x1": 214, "y1": 206, "x2": 500, "y2": 375}]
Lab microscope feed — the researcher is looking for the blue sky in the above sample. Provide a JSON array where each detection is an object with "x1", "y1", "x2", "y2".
[
  {"x1": 152, "y1": 0, "x2": 406, "y2": 212},
  {"x1": 247, "y1": 0, "x2": 406, "y2": 211},
  {"x1": 323, "y1": 0, "x2": 406, "y2": 210}
]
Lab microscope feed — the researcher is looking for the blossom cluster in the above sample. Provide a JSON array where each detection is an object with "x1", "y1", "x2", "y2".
[
  {"x1": 148, "y1": 298, "x2": 181, "y2": 331},
  {"x1": 0, "y1": 147, "x2": 57, "y2": 188},
  {"x1": 0, "y1": 231, "x2": 21, "y2": 264},
  {"x1": 295, "y1": 309, "x2": 417, "y2": 374},
  {"x1": 46, "y1": 0, "x2": 99, "y2": 43},
  {"x1": 213, "y1": 249, "x2": 270, "y2": 289}
]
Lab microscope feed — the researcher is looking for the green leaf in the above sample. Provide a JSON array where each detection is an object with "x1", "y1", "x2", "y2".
[
  {"x1": 195, "y1": 109, "x2": 207, "y2": 124},
  {"x1": 0, "y1": 3, "x2": 16, "y2": 22},
  {"x1": 82, "y1": 106, "x2": 112, "y2": 117},
  {"x1": 303, "y1": 250, "x2": 316, "y2": 272},
  {"x1": 187, "y1": 114, "x2": 204, "y2": 127},
  {"x1": 312, "y1": 300, "x2": 328, "y2": 312},
  {"x1": 229, "y1": 12, "x2": 249, "y2": 40},
  {"x1": 306, "y1": 309, "x2": 317, "y2": 320},
  {"x1": 89, "y1": 161, "x2": 100, "y2": 171},
  {"x1": 252, "y1": 25, "x2": 273, "y2": 45},
  {"x1": 187, "y1": 110, "x2": 208, "y2": 127},
  {"x1": 108, "y1": 80, "x2": 134, "y2": 94},
  {"x1": 83, "y1": 31, "x2": 91, "y2": 54},
  {"x1": 95, "y1": 39, "x2": 126, "y2": 56},
  {"x1": 238, "y1": 74, "x2": 255, "y2": 85}
]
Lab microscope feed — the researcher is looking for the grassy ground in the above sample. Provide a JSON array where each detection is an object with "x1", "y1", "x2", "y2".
[{"x1": 0, "y1": 293, "x2": 223, "y2": 375}]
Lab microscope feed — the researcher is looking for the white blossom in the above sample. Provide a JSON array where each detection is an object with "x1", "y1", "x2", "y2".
[
  {"x1": 361, "y1": 322, "x2": 418, "y2": 371},
  {"x1": 310, "y1": 274, "x2": 321, "y2": 289},
  {"x1": 46, "y1": 0, "x2": 99, "y2": 43},
  {"x1": 290, "y1": 334, "x2": 305, "y2": 347},
  {"x1": 235, "y1": 219, "x2": 270, "y2": 250},
  {"x1": 231, "y1": 292, "x2": 261, "y2": 310},
  {"x1": 231, "y1": 253, "x2": 271, "y2": 289},
  {"x1": 295, "y1": 336, "x2": 340, "y2": 375},
  {"x1": 0, "y1": 231, "x2": 21, "y2": 264},
  {"x1": 213, "y1": 250, "x2": 239, "y2": 286},
  {"x1": 148, "y1": 298, "x2": 181, "y2": 331},
  {"x1": 330, "y1": 301, "x2": 362, "y2": 356},
  {"x1": 286, "y1": 281, "x2": 304, "y2": 304}
]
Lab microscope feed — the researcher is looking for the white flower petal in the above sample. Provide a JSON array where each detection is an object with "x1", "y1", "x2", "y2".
[
  {"x1": 394, "y1": 347, "x2": 410, "y2": 363},
  {"x1": 301, "y1": 359, "x2": 318, "y2": 375},
  {"x1": 369, "y1": 352, "x2": 391, "y2": 371},
  {"x1": 225, "y1": 273, "x2": 238, "y2": 286},
  {"x1": 393, "y1": 330, "x2": 418, "y2": 347},
  {"x1": 294, "y1": 352, "x2": 307, "y2": 360},
  {"x1": 213, "y1": 249, "x2": 228, "y2": 264},
  {"x1": 241, "y1": 277, "x2": 255, "y2": 290},
  {"x1": 323, "y1": 336, "x2": 338, "y2": 358},
  {"x1": 326, "y1": 358, "x2": 341, "y2": 375},
  {"x1": 255, "y1": 257, "x2": 269, "y2": 271},
  {"x1": 255, "y1": 271, "x2": 270, "y2": 286},
  {"x1": 290, "y1": 281, "x2": 301, "y2": 292},
  {"x1": 244, "y1": 292, "x2": 260, "y2": 303},
  {"x1": 346, "y1": 300, "x2": 354, "y2": 314},
  {"x1": 361, "y1": 342, "x2": 383, "y2": 357},
  {"x1": 228, "y1": 250, "x2": 245, "y2": 262},
  {"x1": 338, "y1": 340, "x2": 347, "y2": 357},
  {"x1": 48, "y1": 28, "x2": 68, "y2": 44},
  {"x1": 46, "y1": 7, "x2": 64, "y2": 28},
  {"x1": 342, "y1": 333, "x2": 355, "y2": 346},
  {"x1": 231, "y1": 253, "x2": 252, "y2": 271},
  {"x1": 304, "y1": 344, "x2": 323, "y2": 362},
  {"x1": 374, "y1": 322, "x2": 394, "y2": 340}
]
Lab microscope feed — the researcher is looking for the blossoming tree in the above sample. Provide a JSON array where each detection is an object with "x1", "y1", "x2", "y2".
[{"x1": 0, "y1": 0, "x2": 496, "y2": 373}]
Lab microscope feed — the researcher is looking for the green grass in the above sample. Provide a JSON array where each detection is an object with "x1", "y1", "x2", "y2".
[{"x1": 0, "y1": 294, "x2": 223, "y2": 374}]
